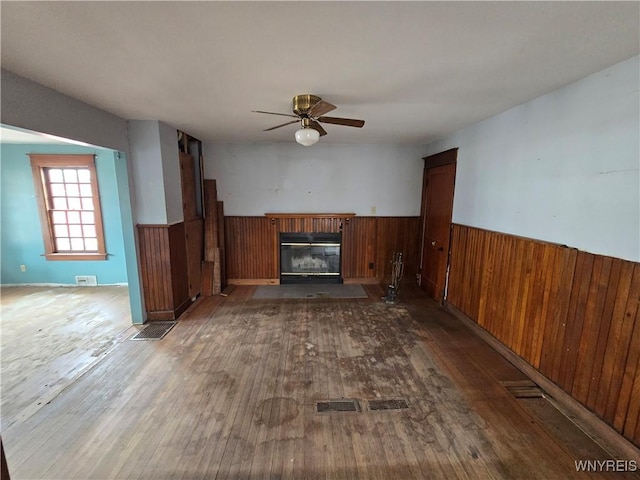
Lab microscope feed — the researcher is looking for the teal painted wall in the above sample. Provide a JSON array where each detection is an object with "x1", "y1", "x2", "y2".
[{"x1": 1, "y1": 143, "x2": 128, "y2": 284}]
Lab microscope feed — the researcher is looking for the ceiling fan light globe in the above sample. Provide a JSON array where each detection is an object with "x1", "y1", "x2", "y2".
[{"x1": 295, "y1": 127, "x2": 320, "y2": 146}]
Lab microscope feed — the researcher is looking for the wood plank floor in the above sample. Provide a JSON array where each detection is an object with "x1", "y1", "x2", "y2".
[
  {"x1": 0, "y1": 286, "x2": 134, "y2": 432},
  {"x1": 2, "y1": 284, "x2": 637, "y2": 479}
]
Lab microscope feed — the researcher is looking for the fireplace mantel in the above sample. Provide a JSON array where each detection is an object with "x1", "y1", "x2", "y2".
[{"x1": 265, "y1": 213, "x2": 355, "y2": 226}]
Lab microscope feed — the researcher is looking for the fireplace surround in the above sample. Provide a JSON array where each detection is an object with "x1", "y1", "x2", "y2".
[{"x1": 279, "y1": 232, "x2": 342, "y2": 284}]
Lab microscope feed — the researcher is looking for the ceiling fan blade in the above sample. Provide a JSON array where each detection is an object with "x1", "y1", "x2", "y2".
[
  {"x1": 309, "y1": 100, "x2": 337, "y2": 118},
  {"x1": 263, "y1": 119, "x2": 300, "y2": 131},
  {"x1": 317, "y1": 116, "x2": 365, "y2": 128},
  {"x1": 308, "y1": 120, "x2": 327, "y2": 137},
  {"x1": 253, "y1": 110, "x2": 299, "y2": 118}
]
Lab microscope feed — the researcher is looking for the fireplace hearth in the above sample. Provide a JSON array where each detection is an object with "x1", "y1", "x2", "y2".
[{"x1": 280, "y1": 232, "x2": 342, "y2": 284}]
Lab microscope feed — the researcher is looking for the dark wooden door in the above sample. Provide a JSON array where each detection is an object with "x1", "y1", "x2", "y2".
[{"x1": 420, "y1": 150, "x2": 457, "y2": 302}]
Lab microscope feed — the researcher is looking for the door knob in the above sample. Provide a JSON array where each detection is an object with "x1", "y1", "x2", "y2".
[{"x1": 431, "y1": 241, "x2": 436, "y2": 246}]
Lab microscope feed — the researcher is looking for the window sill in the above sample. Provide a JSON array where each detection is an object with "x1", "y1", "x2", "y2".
[{"x1": 44, "y1": 253, "x2": 108, "y2": 261}]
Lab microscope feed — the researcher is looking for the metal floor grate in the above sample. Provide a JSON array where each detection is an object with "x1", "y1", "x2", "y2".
[
  {"x1": 367, "y1": 399, "x2": 409, "y2": 411},
  {"x1": 316, "y1": 399, "x2": 360, "y2": 413},
  {"x1": 130, "y1": 321, "x2": 176, "y2": 341},
  {"x1": 500, "y1": 380, "x2": 545, "y2": 398}
]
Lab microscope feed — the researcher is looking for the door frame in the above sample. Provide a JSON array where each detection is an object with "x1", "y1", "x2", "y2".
[{"x1": 419, "y1": 148, "x2": 458, "y2": 303}]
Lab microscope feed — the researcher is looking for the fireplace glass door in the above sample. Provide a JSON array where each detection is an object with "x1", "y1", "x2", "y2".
[{"x1": 280, "y1": 233, "x2": 342, "y2": 284}]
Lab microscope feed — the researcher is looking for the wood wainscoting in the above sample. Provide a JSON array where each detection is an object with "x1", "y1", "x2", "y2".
[
  {"x1": 224, "y1": 215, "x2": 420, "y2": 284},
  {"x1": 137, "y1": 223, "x2": 196, "y2": 320},
  {"x1": 447, "y1": 223, "x2": 640, "y2": 447}
]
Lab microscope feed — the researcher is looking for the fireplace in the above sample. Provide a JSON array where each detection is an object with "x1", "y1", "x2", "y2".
[{"x1": 280, "y1": 232, "x2": 342, "y2": 284}]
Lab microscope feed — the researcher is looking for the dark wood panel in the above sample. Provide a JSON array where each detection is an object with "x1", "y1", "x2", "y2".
[
  {"x1": 137, "y1": 225, "x2": 172, "y2": 314},
  {"x1": 185, "y1": 219, "x2": 203, "y2": 298},
  {"x1": 169, "y1": 223, "x2": 188, "y2": 307},
  {"x1": 448, "y1": 224, "x2": 640, "y2": 447},
  {"x1": 375, "y1": 217, "x2": 421, "y2": 281},
  {"x1": 224, "y1": 216, "x2": 420, "y2": 282},
  {"x1": 203, "y1": 180, "x2": 219, "y2": 260},
  {"x1": 137, "y1": 223, "x2": 193, "y2": 320},
  {"x1": 179, "y1": 152, "x2": 198, "y2": 221},
  {"x1": 342, "y1": 217, "x2": 377, "y2": 278},
  {"x1": 217, "y1": 201, "x2": 226, "y2": 289},
  {"x1": 224, "y1": 217, "x2": 276, "y2": 280}
]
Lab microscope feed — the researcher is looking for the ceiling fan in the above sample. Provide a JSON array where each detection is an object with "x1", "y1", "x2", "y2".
[{"x1": 252, "y1": 94, "x2": 365, "y2": 146}]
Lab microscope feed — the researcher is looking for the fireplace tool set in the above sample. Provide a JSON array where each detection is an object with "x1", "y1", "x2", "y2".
[{"x1": 383, "y1": 251, "x2": 404, "y2": 304}]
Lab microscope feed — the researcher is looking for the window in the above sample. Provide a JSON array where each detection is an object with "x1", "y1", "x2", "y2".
[{"x1": 30, "y1": 154, "x2": 107, "y2": 260}]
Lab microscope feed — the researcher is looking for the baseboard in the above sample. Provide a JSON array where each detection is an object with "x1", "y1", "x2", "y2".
[
  {"x1": 1, "y1": 283, "x2": 128, "y2": 287},
  {"x1": 444, "y1": 301, "x2": 640, "y2": 462},
  {"x1": 227, "y1": 279, "x2": 279, "y2": 285},
  {"x1": 343, "y1": 278, "x2": 381, "y2": 285},
  {"x1": 227, "y1": 278, "x2": 382, "y2": 286}
]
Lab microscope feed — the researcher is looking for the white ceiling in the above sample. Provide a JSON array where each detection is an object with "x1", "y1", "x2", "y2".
[{"x1": 1, "y1": 1, "x2": 638, "y2": 145}]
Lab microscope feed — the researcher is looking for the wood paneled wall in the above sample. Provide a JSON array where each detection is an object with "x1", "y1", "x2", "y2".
[
  {"x1": 448, "y1": 224, "x2": 640, "y2": 446},
  {"x1": 224, "y1": 216, "x2": 420, "y2": 282},
  {"x1": 224, "y1": 217, "x2": 276, "y2": 280},
  {"x1": 137, "y1": 223, "x2": 192, "y2": 320}
]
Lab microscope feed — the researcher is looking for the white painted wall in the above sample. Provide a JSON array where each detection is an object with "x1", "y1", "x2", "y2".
[
  {"x1": 159, "y1": 121, "x2": 183, "y2": 224},
  {"x1": 203, "y1": 143, "x2": 426, "y2": 216},
  {"x1": 128, "y1": 120, "x2": 183, "y2": 225},
  {"x1": 128, "y1": 120, "x2": 168, "y2": 224},
  {"x1": 423, "y1": 56, "x2": 640, "y2": 262}
]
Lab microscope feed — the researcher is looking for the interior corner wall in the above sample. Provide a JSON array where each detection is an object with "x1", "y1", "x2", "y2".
[
  {"x1": 128, "y1": 120, "x2": 169, "y2": 224},
  {"x1": 158, "y1": 121, "x2": 183, "y2": 225},
  {"x1": 128, "y1": 120, "x2": 183, "y2": 225},
  {"x1": 202, "y1": 143, "x2": 426, "y2": 216},
  {"x1": 422, "y1": 55, "x2": 640, "y2": 262}
]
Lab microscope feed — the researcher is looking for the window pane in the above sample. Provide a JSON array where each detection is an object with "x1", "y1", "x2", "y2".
[
  {"x1": 56, "y1": 238, "x2": 71, "y2": 251},
  {"x1": 63, "y1": 169, "x2": 78, "y2": 183},
  {"x1": 69, "y1": 225, "x2": 83, "y2": 237},
  {"x1": 50, "y1": 184, "x2": 66, "y2": 196},
  {"x1": 81, "y1": 211, "x2": 94, "y2": 224},
  {"x1": 53, "y1": 197, "x2": 67, "y2": 210},
  {"x1": 48, "y1": 169, "x2": 63, "y2": 182},
  {"x1": 68, "y1": 197, "x2": 82, "y2": 210},
  {"x1": 52, "y1": 211, "x2": 67, "y2": 224},
  {"x1": 35, "y1": 156, "x2": 104, "y2": 257},
  {"x1": 65, "y1": 183, "x2": 79, "y2": 197},
  {"x1": 70, "y1": 238, "x2": 84, "y2": 251},
  {"x1": 84, "y1": 238, "x2": 98, "y2": 251},
  {"x1": 67, "y1": 211, "x2": 81, "y2": 224},
  {"x1": 79, "y1": 184, "x2": 92, "y2": 197},
  {"x1": 77, "y1": 169, "x2": 91, "y2": 183},
  {"x1": 54, "y1": 224, "x2": 69, "y2": 237}
]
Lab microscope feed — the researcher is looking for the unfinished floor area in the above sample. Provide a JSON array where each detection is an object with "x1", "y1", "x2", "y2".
[
  {"x1": 1, "y1": 284, "x2": 636, "y2": 479},
  {"x1": 0, "y1": 286, "x2": 133, "y2": 432}
]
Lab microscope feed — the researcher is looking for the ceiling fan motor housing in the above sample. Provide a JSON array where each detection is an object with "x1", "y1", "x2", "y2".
[{"x1": 293, "y1": 94, "x2": 321, "y2": 116}]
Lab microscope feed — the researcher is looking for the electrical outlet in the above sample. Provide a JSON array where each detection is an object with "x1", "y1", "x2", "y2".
[
  {"x1": 370, "y1": 206, "x2": 376, "y2": 215},
  {"x1": 20, "y1": 264, "x2": 26, "y2": 272}
]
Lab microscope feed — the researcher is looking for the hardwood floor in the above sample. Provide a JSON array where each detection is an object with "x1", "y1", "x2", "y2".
[
  {"x1": 2, "y1": 284, "x2": 637, "y2": 479},
  {"x1": 0, "y1": 286, "x2": 134, "y2": 432}
]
